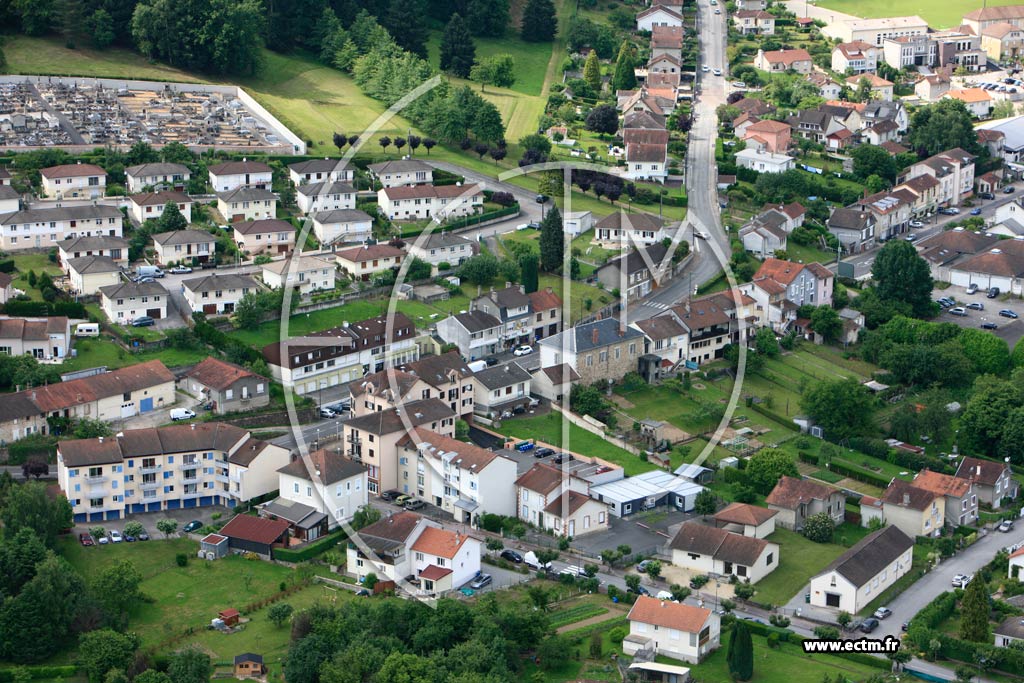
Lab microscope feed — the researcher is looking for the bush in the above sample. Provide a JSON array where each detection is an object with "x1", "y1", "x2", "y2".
[
  {"x1": 798, "y1": 451, "x2": 819, "y2": 465},
  {"x1": 175, "y1": 554, "x2": 188, "y2": 567}
]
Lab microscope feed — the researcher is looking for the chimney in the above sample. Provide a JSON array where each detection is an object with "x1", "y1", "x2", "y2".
[
  {"x1": 519, "y1": 284, "x2": 525, "y2": 294},
  {"x1": 98, "y1": 436, "x2": 104, "y2": 443},
  {"x1": 592, "y1": 328, "x2": 599, "y2": 345},
  {"x1": 505, "y1": 281, "x2": 512, "y2": 289},
  {"x1": 977, "y1": 465, "x2": 982, "y2": 476},
  {"x1": 191, "y1": 423, "x2": 196, "y2": 430},
  {"x1": 902, "y1": 493, "x2": 910, "y2": 505},
  {"x1": 546, "y1": 286, "x2": 553, "y2": 294}
]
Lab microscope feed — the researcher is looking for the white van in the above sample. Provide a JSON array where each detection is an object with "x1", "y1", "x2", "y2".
[
  {"x1": 524, "y1": 551, "x2": 552, "y2": 571},
  {"x1": 75, "y1": 323, "x2": 100, "y2": 337},
  {"x1": 136, "y1": 265, "x2": 165, "y2": 279},
  {"x1": 170, "y1": 408, "x2": 196, "y2": 421}
]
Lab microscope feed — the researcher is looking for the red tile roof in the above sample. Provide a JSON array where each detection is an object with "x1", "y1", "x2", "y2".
[
  {"x1": 628, "y1": 595, "x2": 711, "y2": 632},
  {"x1": 419, "y1": 564, "x2": 453, "y2": 580},
  {"x1": 185, "y1": 357, "x2": 263, "y2": 391},
  {"x1": 220, "y1": 515, "x2": 289, "y2": 545},
  {"x1": 411, "y1": 526, "x2": 470, "y2": 559},
  {"x1": 41, "y1": 164, "x2": 105, "y2": 178},
  {"x1": 766, "y1": 475, "x2": 839, "y2": 509}
]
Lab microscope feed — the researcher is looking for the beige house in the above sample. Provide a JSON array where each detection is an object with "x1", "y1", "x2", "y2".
[
  {"x1": 912, "y1": 469, "x2": 978, "y2": 527},
  {"x1": 288, "y1": 158, "x2": 353, "y2": 186},
  {"x1": 233, "y1": 219, "x2": 296, "y2": 255},
  {"x1": 515, "y1": 463, "x2": 610, "y2": 537},
  {"x1": 669, "y1": 522, "x2": 779, "y2": 583},
  {"x1": 152, "y1": 229, "x2": 216, "y2": 265},
  {"x1": 179, "y1": 357, "x2": 270, "y2": 415},
  {"x1": 207, "y1": 160, "x2": 272, "y2": 193},
  {"x1": 845, "y1": 74, "x2": 895, "y2": 102},
  {"x1": 754, "y1": 48, "x2": 813, "y2": 74},
  {"x1": 377, "y1": 184, "x2": 484, "y2": 221},
  {"x1": 335, "y1": 243, "x2": 405, "y2": 281},
  {"x1": 343, "y1": 398, "x2": 456, "y2": 495},
  {"x1": 66, "y1": 255, "x2": 122, "y2": 295},
  {"x1": 40, "y1": 163, "x2": 106, "y2": 199},
  {"x1": 529, "y1": 364, "x2": 579, "y2": 404},
  {"x1": 808, "y1": 526, "x2": 914, "y2": 613},
  {"x1": 367, "y1": 159, "x2": 434, "y2": 187},
  {"x1": 217, "y1": 187, "x2": 277, "y2": 223},
  {"x1": 0, "y1": 316, "x2": 71, "y2": 361},
  {"x1": 981, "y1": 22, "x2": 1024, "y2": 62},
  {"x1": 124, "y1": 162, "x2": 190, "y2": 193},
  {"x1": 99, "y1": 281, "x2": 168, "y2": 323},
  {"x1": 399, "y1": 352, "x2": 476, "y2": 419},
  {"x1": 1009, "y1": 546, "x2": 1024, "y2": 580},
  {"x1": 296, "y1": 181, "x2": 356, "y2": 215},
  {"x1": 861, "y1": 479, "x2": 944, "y2": 538},
  {"x1": 260, "y1": 254, "x2": 336, "y2": 294},
  {"x1": 712, "y1": 503, "x2": 778, "y2": 539},
  {"x1": 0, "y1": 205, "x2": 123, "y2": 252},
  {"x1": 58, "y1": 235, "x2": 129, "y2": 265},
  {"x1": 128, "y1": 191, "x2": 193, "y2": 225},
  {"x1": 268, "y1": 449, "x2": 366, "y2": 537},
  {"x1": 182, "y1": 273, "x2": 260, "y2": 315},
  {"x1": 733, "y1": 10, "x2": 775, "y2": 35},
  {"x1": 311, "y1": 209, "x2": 374, "y2": 246},
  {"x1": 350, "y1": 369, "x2": 432, "y2": 416},
  {"x1": 623, "y1": 596, "x2": 720, "y2": 664},
  {"x1": 766, "y1": 476, "x2": 845, "y2": 531}
]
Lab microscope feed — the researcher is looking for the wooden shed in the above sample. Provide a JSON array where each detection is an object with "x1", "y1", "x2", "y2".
[{"x1": 219, "y1": 608, "x2": 240, "y2": 627}]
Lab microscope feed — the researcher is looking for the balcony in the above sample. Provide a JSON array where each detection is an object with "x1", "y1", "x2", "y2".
[
  {"x1": 138, "y1": 465, "x2": 161, "y2": 475},
  {"x1": 178, "y1": 461, "x2": 200, "y2": 471},
  {"x1": 181, "y1": 475, "x2": 199, "y2": 484},
  {"x1": 215, "y1": 473, "x2": 230, "y2": 484},
  {"x1": 182, "y1": 491, "x2": 201, "y2": 500},
  {"x1": 346, "y1": 434, "x2": 362, "y2": 445},
  {"x1": 214, "y1": 460, "x2": 229, "y2": 470},
  {"x1": 139, "y1": 480, "x2": 160, "y2": 491},
  {"x1": 84, "y1": 474, "x2": 108, "y2": 484},
  {"x1": 87, "y1": 488, "x2": 109, "y2": 498}
]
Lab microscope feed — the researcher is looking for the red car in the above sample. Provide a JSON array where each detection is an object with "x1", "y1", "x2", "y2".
[{"x1": 79, "y1": 533, "x2": 95, "y2": 547}]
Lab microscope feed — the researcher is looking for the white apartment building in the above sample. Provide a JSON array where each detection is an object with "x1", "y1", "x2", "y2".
[
  {"x1": 99, "y1": 281, "x2": 169, "y2": 322},
  {"x1": 296, "y1": 181, "x2": 356, "y2": 215},
  {"x1": 207, "y1": 160, "x2": 272, "y2": 192},
  {"x1": 268, "y1": 449, "x2": 367, "y2": 538},
  {"x1": 181, "y1": 273, "x2": 260, "y2": 315},
  {"x1": 377, "y1": 184, "x2": 483, "y2": 221},
  {"x1": 40, "y1": 163, "x2": 106, "y2": 199},
  {"x1": 0, "y1": 205, "x2": 123, "y2": 251},
  {"x1": 311, "y1": 209, "x2": 374, "y2": 246},
  {"x1": 288, "y1": 158, "x2": 353, "y2": 186},
  {"x1": 367, "y1": 159, "x2": 434, "y2": 187}
]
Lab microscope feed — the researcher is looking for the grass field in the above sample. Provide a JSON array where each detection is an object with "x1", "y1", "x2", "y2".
[
  {"x1": 753, "y1": 528, "x2": 852, "y2": 607},
  {"x1": 10, "y1": 253, "x2": 64, "y2": 302},
  {"x1": 54, "y1": 536, "x2": 336, "y2": 678},
  {"x1": 63, "y1": 337, "x2": 210, "y2": 372},
  {"x1": 812, "y1": 0, "x2": 1017, "y2": 29}
]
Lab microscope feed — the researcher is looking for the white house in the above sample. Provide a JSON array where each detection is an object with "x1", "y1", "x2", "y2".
[
  {"x1": 66, "y1": 255, "x2": 122, "y2": 295},
  {"x1": 40, "y1": 163, "x2": 106, "y2": 199},
  {"x1": 151, "y1": 229, "x2": 216, "y2": 265},
  {"x1": 334, "y1": 243, "x2": 405, "y2": 281},
  {"x1": 260, "y1": 254, "x2": 336, "y2": 295},
  {"x1": 99, "y1": 281, "x2": 169, "y2": 323},
  {"x1": 623, "y1": 596, "x2": 720, "y2": 664},
  {"x1": 367, "y1": 159, "x2": 434, "y2": 187},
  {"x1": 943, "y1": 88, "x2": 993, "y2": 118},
  {"x1": 515, "y1": 463, "x2": 610, "y2": 537},
  {"x1": 668, "y1": 522, "x2": 779, "y2": 583},
  {"x1": 232, "y1": 219, "x2": 296, "y2": 256},
  {"x1": 563, "y1": 211, "x2": 594, "y2": 237},
  {"x1": 0, "y1": 316, "x2": 71, "y2": 361},
  {"x1": 808, "y1": 526, "x2": 914, "y2": 614},
  {"x1": 125, "y1": 163, "x2": 190, "y2": 193},
  {"x1": 735, "y1": 148, "x2": 795, "y2": 173},
  {"x1": 1009, "y1": 547, "x2": 1024, "y2": 581},
  {"x1": 58, "y1": 235, "x2": 129, "y2": 265},
  {"x1": 409, "y1": 525, "x2": 482, "y2": 595},
  {"x1": 296, "y1": 181, "x2": 356, "y2": 215},
  {"x1": 207, "y1": 160, "x2": 272, "y2": 192},
  {"x1": 288, "y1": 158, "x2": 353, "y2": 186},
  {"x1": 712, "y1": 503, "x2": 778, "y2": 539},
  {"x1": 637, "y1": 5, "x2": 684, "y2": 32},
  {"x1": 182, "y1": 273, "x2": 260, "y2": 315},
  {"x1": 217, "y1": 187, "x2": 277, "y2": 222},
  {"x1": 377, "y1": 184, "x2": 483, "y2": 221},
  {"x1": 407, "y1": 232, "x2": 477, "y2": 269},
  {"x1": 267, "y1": 449, "x2": 367, "y2": 538},
  {"x1": 311, "y1": 209, "x2": 374, "y2": 246},
  {"x1": 0, "y1": 205, "x2": 123, "y2": 251},
  {"x1": 624, "y1": 142, "x2": 669, "y2": 182},
  {"x1": 128, "y1": 191, "x2": 192, "y2": 225}
]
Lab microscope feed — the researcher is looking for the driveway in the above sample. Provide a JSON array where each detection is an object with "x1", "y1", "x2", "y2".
[
  {"x1": 933, "y1": 283, "x2": 1024, "y2": 348},
  {"x1": 73, "y1": 505, "x2": 221, "y2": 537},
  {"x1": 570, "y1": 508, "x2": 691, "y2": 558},
  {"x1": 115, "y1": 391, "x2": 203, "y2": 430}
]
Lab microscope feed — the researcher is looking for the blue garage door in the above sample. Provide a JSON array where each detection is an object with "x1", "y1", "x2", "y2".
[
  {"x1": 167, "y1": 500, "x2": 181, "y2": 510},
  {"x1": 106, "y1": 510, "x2": 121, "y2": 521},
  {"x1": 147, "y1": 502, "x2": 161, "y2": 512},
  {"x1": 131, "y1": 503, "x2": 146, "y2": 514},
  {"x1": 200, "y1": 496, "x2": 213, "y2": 507},
  {"x1": 140, "y1": 397, "x2": 154, "y2": 413},
  {"x1": 74, "y1": 513, "x2": 87, "y2": 523},
  {"x1": 227, "y1": 499, "x2": 237, "y2": 508},
  {"x1": 183, "y1": 498, "x2": 196, "y2": 508},
  {"x1": 88, "y1": 512, "x2": 104, "y2": 523}
]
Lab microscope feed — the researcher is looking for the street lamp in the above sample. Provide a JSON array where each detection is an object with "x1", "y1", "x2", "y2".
[{"x1": 315, "y1": 427, "x2": 320, "y2": 450}]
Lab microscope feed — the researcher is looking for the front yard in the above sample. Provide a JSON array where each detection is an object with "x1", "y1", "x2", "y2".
[{"x1": 752, "y1": 528, "x2": 862, "y2": 607}]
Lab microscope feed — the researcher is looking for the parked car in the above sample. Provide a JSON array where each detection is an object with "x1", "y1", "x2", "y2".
[
  {"x1": 859, "y1": 618, "x2": 880, "y2": 633},
  {"x1": 967, "y1": 302, "x2": 984, "y2": 310},
  {"x1": 79, "y1": 533, "x2": 94, "y2": 547},
  {"x1": 403, "y1": 499, "x2": 425, "y2": 511},
  {"x1": 97, "y1": 532, "x2": 109, "y2": 545},
  {"x1": 534, "y1": 447, "x2": 554, "y2": 458},
  {"x1": 966, "y1": 283, "x2": 979, "y2": 294},
  {"x1": 970, "y1": 208, "x2": 983, "y2": 216},
  {"x1": 137, "y1": 528, "x2": 150, "y2": 541},
  {"x1": 1005, "y1": 186, "x2": 1016, "y2": 193},
  {"x1": 979, "y1": 192, "x2": 996, "y2": 200},
  {"x1": 999, "y1": 519, "x2": 1015, "y2": 533},
  {"x1": 124, "y1": 530, "x2": 137, "y2": 542},
  {"x1": 952, "y1": 573, "x2": 973, "y2": 588},
  {"x1": 949, "y1": 306, "x2": 968, "y2": 317},
  {"x1": 170, "y1": 408, "x2": 196, "y2": 421},
  {"x1": 394, "y1": 494, "x2": 412, "y2": 506},
  {"x1": 319, "y1": 407, "x2": 338, "y2": 419},
  {"x1": 169, "y1": 265, "x2": 193, "y2": 274},
  {"x1": 731, "y1": 81, "x2": 746, "y2": 89},
  {"x1": 988, "y1": 287, "x2": 1001, "y2": 298},
  {"x1": 874, "y1": 607, "x2": 893, "y2": 620},
  {"x1": 470, "y1": 574, "x2": 493, "y2": 589},
  {"x1": 109, "y1": 530, "x2": 123, "y2": 543},
  {"x1": 483, "y1": 356, "x2": 499, "y2": 367},
  {"x1": 982, "y1": 322, "x2": 999, "y2": 330},
  {"x1": 355, "y1": 588, "x2": 371, "y2": 597},
  {"x1": 909, "y1": 220, "x2": 925, "y2": 228},
  {"x1": 636, "y1": 560, "x2": 653, "y2": 573},
  {"x1": 628, "y1": 585, "x2": 651, "y2": 596},
  {"x1": 512, "y1": 345, "x2": 533, "y2": 356},
  {"x1": 999, "y1": 309, "x2": 1019, "y2": 318},
  {"x1": 380, "y1": 490, "x2": 402, "y2": 502},
  {"x1": 713, "y1": 68, "x2": 722, "y2": 76},
  {"x1": 714, "y1": 7, "x2": 720, "y2": 12},
  {"x1": 182, "y1": 520, "x2": 203, "y2": 533},
  {"x1": 500, "y1": 549, "x2": 523, "y2": 563},
  {"x1": 702, "y1": 65, "x2": 710, "y2": 72},
  {"x1": 131, "y1": 316, "x2": 156, "y2": 327}
]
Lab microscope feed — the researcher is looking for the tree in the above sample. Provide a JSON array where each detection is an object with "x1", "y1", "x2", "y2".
[
  {"x1": 393, "y1": 137, "x2": 407, "y2": 155},
  {"x1": 526, "y1": 585, "x2": 550, "y2": 610},
  {"x1": 643, "y1": 561, "x2": 662, "y2": 582},
  {"x1": 802, "y1": 512, "x2": 835, "y2": 543},
  {"x1": 810, "y1": 306, "x2": 842, "y2": 343},
  {"x1": 625, "y1": 574, "x2": 642, "y2": 593},
  {"x1": 73, "y1": 418, "x2": 113, "y2": 439},
  {"x1": 745, "y1": 448, "x2": 799, "y2": 495},
  {"x1": 907, "y1": 98, "x2": 982, "y2": 157},
  {"x1": 87, "y1": 9, "x2": 116, "y2": 49},
  {"x1": 694, "y1": 489, "x2": 717, "y2": 517},
  {"x1": 850, "y1": 145, "x2": 897, "y2": 183},
  {"x1": 156, "y1": 519, "x2": 178, "y2": 538},
  {"x1": 992, "y1": 99, "x2": 1016, "y2": 120},
  {"x1": 378, "y1": 136, "x2": 392, "y2": 154},
  {"x1": 167, "y1": 647, "x2": 211, "y2": 683},
  {"x1": 158, "y1": 202, "x2": 188, "y2": 233},
  {"x1": 955, "y1": 665, "x2": 975, "y2": 683},
  {"x1": 20, "y1": 458, "x2": 48, "y2": 480},
  {"x1": 727, "y1": 621, "x2": 754, "y2": 681},
  {"x1": 0, "y1": 481, "x2": 72, "y2": 547},
  {"x1": 0, "y1": 552, "x2": 86, "y2": 663},
  {"x1": 801, "y1": 378, "x2": 875, "y2": 442},
  {"x1": 872, "y1": 240, "x2": 935, "y2": 318},
  {"x1": 585, "y1": 105, "x2": 619, "y2": 136},
  {"x1": 960, "y1": 576, "x2": 990, "y2": 642},
  {"x1": 612, "y1": 41, "x2": 636, "y2": 92},
  {"x1": 888, "y1": 649, "x2": 913, "y2": 672},
  {"x1": 458, "y1": 252, "x2": 499, "y2": 286},
  {"x1": 0, "y1": 529, "x2": 47, "y2": 596},
  {"x1": 134, "y1": 672, "x2": 171, "y2": 683},
  {"x1": 490, "y1": 147, "x2": 508, "y2": 164},
  {"x1": 408, "y1": 135, "x2": 422, "y2": 155},
  {"x1": 440, "y1": 14, "x2": 476, "y2": 78},
  {"x1": 14, "y1": 0, "x2": 55, "y2": 35},
  {"x1": 521, "y1": 0, "x2": 557, "y2": 41},
  {"x1": 466, "y1": 0, "x2": 510, "y2": 37},
  {"x1": 958, "y1": 328, "x2": 1010, "y2": 375},
  {"x1": 754, "y1": 327, "x2": 780, "y2": 358},
  {"x1": 423, "y1": 138, "x2": 437, "y2": 155},
  {"x1": 485, "y1": 537, "x2": 504, "y2": 556},
  {"x1": 734, "y1": 583, "x2": 755, "y2": 600},
  {"x1": 539, "y1": 206, "x2": 564, "y2": 273},
  {"x1": 518, "y1": 252, "x2": 539, "y2": 294},
  {"x1": 333, "y1": 133, "x2": 347, "y2": 153},
  {"x1": 93, "y1": 560, "x2": 143, "y2": 627},
  {"x1": 352, "y1": 505, "x2": 382, "y2": 530},
  {"x1": 268, "y1": 603, "x2": 294, "y2": 628},
  {"x1": 537, "y1": 635, "x2": 569, "y2": 671},
  {"x1": 123, "y1": 521, "x2": 144, "y2": 539},
  {"x1": 474, "y1": 142, "x2": 490, "y2": 159},
  {"x1": 583, "y1": 51, "x2": 602, "y2": 93},
  {"x1": 837, "y1": 611, "x2": 852, "y2": 629},
  {"x1": 471, "y1": 54, "x2": 516, "y2": 90},
  {"x1": 77, "y1": 630, "x2": 139, "y2": 683}
]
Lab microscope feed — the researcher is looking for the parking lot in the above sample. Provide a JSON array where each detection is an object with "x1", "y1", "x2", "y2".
[{"x1": 933, "y1": 284, "x2": 1024, "y2": 348}]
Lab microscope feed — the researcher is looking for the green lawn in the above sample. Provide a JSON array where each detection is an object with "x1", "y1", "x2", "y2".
[
  {"x1": 687, "y1": 631, "x2": 880, "y2": 683},
  {"x1": 55, "y1": 536, "x2": 336, "y2": 679},
  {"x1": 425, "y1": 29, "x2": 550, "y2": 97},
  {"x1": 10, "y1": 253, "x2": 64, "y2": 302},
  {"x1": 496, "y1": 411, "x2": 651, "y2": 475},
  {"x1": 813, "y1": 0, "x2": 1019, "y2": 29},
  {"x1": 64, "y1": 337, "x2": 210, "y2": 372},
  {"x1": 753, "y1": 528, "x2": 851, "y2": 607}
]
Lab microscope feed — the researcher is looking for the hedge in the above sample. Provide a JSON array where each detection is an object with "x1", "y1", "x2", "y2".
[
  {"x1": 825, "y1": 461, "x2": 890, "y2": 488},
  {"x1": 0, "y1": 666, "x2": 78, "y2": 682},
  {"x1": 0, "y1": 260, "x2": 14, "y2": 273},
  {"x1": 2, "y1": 300, "x2": 87, "y2": 318},
  {"x1": 6, "y1": 435, "x2": 58, "y2": 465},
  {"x1": 798, "y1": 452, "x2": 819, "y2": 466},
  {"x1": 271, "y1": 530, "x2": 346, "y2": 562},
  {"x1": 443, "y1": 204, "x2": 520, "y2": 231}
]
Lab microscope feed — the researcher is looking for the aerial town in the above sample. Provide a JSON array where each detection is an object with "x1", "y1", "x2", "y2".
[{"x1": 1, "y1": 1, "x2": 1024, "y2": 683}]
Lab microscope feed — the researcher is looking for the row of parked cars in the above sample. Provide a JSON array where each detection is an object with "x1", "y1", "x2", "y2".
[
  {"x1": 379, "y1": 490, "x2": 426, "y2": 511},
  {"x1": 79, "y1": 520, "x2": 204, "y2": 546}
]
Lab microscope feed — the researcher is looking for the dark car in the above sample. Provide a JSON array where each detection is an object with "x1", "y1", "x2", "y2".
[
  {"x1": 483, "y1": 356, "x2": 500, "y2": 367},
  {"x1": 79, "y1": 533, "x2": 94, "y2": 547},
  {"x1": 534, "y1": 447, "x2": 554, "y2": 458},
  {"x1": 182, "y1": 520, "x2": 203, "y2": 533},
  {"x1": 982, "y1": 322, "x2": 999, "y2": 330},
  {"x1": 999, "y1": 309, "x2": 1019, "y2": 318},
  {"x1": 137, "y1": 528, "x2": 150, "y2": 541},
  {"x1": 1005, "y1": 186, "x2": 1016, "y2": 194},
  {"x1": 123, "y1": 531, "x2": 137, "y2": 542},
  {"x1": 970, "y1": 208, "x2": 982, "y2": 216},
  {"x1": 500, "y1": 549, "x2": 523, "y2": 563},
  {"x1": 403, "y1": 499, "x2": 425, "y2": 511},
  {"x1": 979, "y1": 192, "x2": 996, "y2": 200},
  {"x1": 988, "y1": 287, "x2": 1001, "y2": 298},
  {"x1": 535, "y1": 194, "x2": 549, "y2": 204},
  {"x1": 131, "y1": 316, "x2": 156, "y2": 327},
  {"x1": 967, "y1": 302, "x2": 984, "y2": 311},
  {"x1": 859, "y1": 618, "x2": 880, "y2": 633},
  {"x1": 628, "y1": 585, "x2": 651, "y2": 596},
  {"x1": 380, "y1": 490, "x2": 402, "y2": 502}
]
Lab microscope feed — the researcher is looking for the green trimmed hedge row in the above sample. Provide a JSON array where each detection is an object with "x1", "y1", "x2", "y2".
[
  {"x1": 0, "y1": 666, "x2": 78, "y2": 681},
  {"x1": 824, "y1": 461, "x2": 890, "y2": 488},
  {"x1": 271, "y1": 530, "x2": 346, "y2": 562}
]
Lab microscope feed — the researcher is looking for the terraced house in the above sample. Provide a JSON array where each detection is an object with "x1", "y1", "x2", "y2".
[
  {"x1": 56, "y1": 422, "x2": 289, "y2": 522},
  {"x1": 0, "y1": 205, "x2": 123, "y2": 251}
]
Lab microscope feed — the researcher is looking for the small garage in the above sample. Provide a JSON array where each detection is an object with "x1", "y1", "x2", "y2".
[
  {"x1": 590, "y1": 471, "x2": 706, "y2": 518},
  {"x1": 146, "y1": 308, "x2": 162, "y2": 319}
]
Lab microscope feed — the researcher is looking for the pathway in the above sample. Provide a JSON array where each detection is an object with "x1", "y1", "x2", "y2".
[{"x1": 556, "y1": 609, "x2": 628, "y2": 634}]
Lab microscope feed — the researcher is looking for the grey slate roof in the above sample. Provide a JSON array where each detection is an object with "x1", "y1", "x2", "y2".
[
  {"x1": 452, "y1": 310, "x2": 501, "y2": 333},
  {"x1": 0, "y1": 205, "x2": 121, "y2": 225},
  {"x1": 181, "y1": 273, "x2": 259, "y2": 293},
  {"x1": 473, "y1": 362, "x2": 532, "y2": 390},
  {"x1": 288, "y1": 158, "x2": 350, "y2": 174},
  {"x1": 367, "y1": 159, "x2": 434, "y2": 174},
  {"x1": 296, "y1": 181, "x2": 356, "y2": 197},
  {"x1": 67, "y1": 255, "x2": 120, "y2": 274},
  {"x1": 814, "y1": 525, "x2": 913, "y2": 587},
  {"x1": 125, "y1": 163, "x2": 190, "y2": 178},
  {"x1": 541, "y1": 317, "x2": 643, "y2": 354},
  {"x1": 99, "y1": 281, "x2": 167, "y2": 299},
  {"x1": 151, "y1": 229, "x2": 215, "y2": 246},
  {"x1": 59, "y1": 235, "x2": 129, "y2": 252},
  {"x1": 311, "y1": 209, "x2": 373, "y2": 224},
  {"x1": 217, "y1": 187, "x2": 276, "y2": 202},
  {"x1": 598, "y1": 243, "x2": 670, "y2": 278}
]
